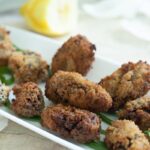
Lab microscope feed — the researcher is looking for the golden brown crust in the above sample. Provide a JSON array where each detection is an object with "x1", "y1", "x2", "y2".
[
  {"x1": 51, "y1": 35, "x2": 96, "y2": 75},
  {"x1": 8, "y1": 51, "x2": 49, "y2": 83},
  {"x1": 100, "y1": 62, "x2": 135, "y2": 98},
  {"x1": 0, "y1": 82, "x2": 10, "y2": 105},
  {"x1": 0, "y1": 27, "x2": 15, "y2": 66},
  {"x1": 45, "y1": 71, "x2": 112, "y2": 112},
  {"x1": 41, "y1": 104, "x2": 100, "y2": 143},
  {"x1": 117, "y1": 97, "x2": 150, "y2": 130},
  {"x1": 99, "y1": 61, "x2": 150, "y2": 111},
  {"x1": 12, "y1": 82, "x2": 45, "y2": 117},
  {"x1": 105, "y1": 120, "x2": 150, "y2": 150}
]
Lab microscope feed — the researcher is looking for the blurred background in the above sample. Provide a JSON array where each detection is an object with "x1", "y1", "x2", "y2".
[{"x1": 0, "y1": 0, "x2": 150, "y2": 64}]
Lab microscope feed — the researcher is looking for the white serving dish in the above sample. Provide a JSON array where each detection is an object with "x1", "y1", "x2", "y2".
[
  {"x1": 0, "y1": 0, "x2": 26, "y2": 12},
  {"x1": 121, "y1": 17, "x2": 150, "y2": 42},
  {"x1": 0, "y1": 26, "x2": 119, "y2": 150}
]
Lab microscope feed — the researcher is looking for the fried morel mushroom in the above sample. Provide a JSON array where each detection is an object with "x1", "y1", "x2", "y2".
[
  {"x1": 51, "y1": 35, "x2": 96, "y2": 75},
  {"x1": 105, "y1": 120, "x2": 150, "y2": 150},
  {"x1": 117, "y1": 96, "x2": 150, "y2": 130},
  {"x1": 99, "y1": 61, "x2": 150, "y2": 111},
  {"x1": 41, "y1": 104, "x2": 100, "y2": 143},
  {"x1": 0, "y1": 27, "x2": 15, "y2": 66},
  {"x1": 45, "y1": 71, "x2": 112, "y2": 113},
  {"x1": 12, "y1": 82, "x2": 45, "y2": 117},
  {"x1": 8, "y1": 51, "x2": 49, "y2": 83}
]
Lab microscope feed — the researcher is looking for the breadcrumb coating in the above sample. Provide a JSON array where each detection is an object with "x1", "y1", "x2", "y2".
[
  {"x1": 45, "y1": 71, "x2": 112, "y2": 112},
  {"x1": 51, "y1": 35, "x2": 96, "y2": 75},
  {"x1": 0, "y1": 27, "x2": 15, "y2": 66},
  {"x1": 41, "y1": 104, "x2": 100, "y2": 143},
  {"x1": 0, "y1": 82, "x2": 10, "y2": 105},
  {"x1": 118, "y1": 97, "x2": 150, "y2": 130},
  {"x1": 100, "y1": 61, "x2": 150, "y2": 111},
  {"x1": 105, "y1": 120, "x2": 150, "y2": 150},
  {"x1": 8, "y1": 51, "x2": 49, "y2": 83},
  {"x1": 12, "y1": 82, "x2": 45, "y2": 117}
]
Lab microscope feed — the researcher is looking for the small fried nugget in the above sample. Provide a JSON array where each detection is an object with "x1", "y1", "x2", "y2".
[
  {"x1": 8, "y1": 51, "x2": 49, "y2": 83},
  {"x1": 45, "y1": 71, "x2": 112, "y2": 112},
  {"x1": 105, "y1": 120, "x2": 150, "y2": 150},
  {"x1": 12, "y1": 82, "x2": 45, "y2": 117},
  {"x1": 100, "y1": 61, "x2": 150, "y2": 111},
  {"x1": 0, "y1": 82, "x2": 10, "y2": 105},
  {"x1": 117, "y1": 97, "x2": 150, "y2": 130},
  {"x1": 0, "y1": 27, "x2": 15, "y2": 66},
  {"x1": 41, "y1": 104, "x2": 100, "y2": 143},
  {"x1": 51, "y1": 35, "x2": 96, "y2": 76}
]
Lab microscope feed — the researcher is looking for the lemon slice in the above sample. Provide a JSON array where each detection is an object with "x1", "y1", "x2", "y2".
[{"x1": 20, "y1": 0, "x2": 78, "y2": 36}]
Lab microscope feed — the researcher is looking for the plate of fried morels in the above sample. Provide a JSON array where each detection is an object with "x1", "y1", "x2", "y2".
[{"x1": 0, "y1": 26, "x2": 149, "y2": 150}]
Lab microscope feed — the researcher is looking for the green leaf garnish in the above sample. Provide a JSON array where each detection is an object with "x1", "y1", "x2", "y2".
[
  {"x1": 0, "y1": 66, "x2": 12, "y2": 74},
  {"x1": 13, "y1": 44, "x2": 23, "y2": 52},
  {"x1": 101, "y1": 129, "x2": 106, "y2": 135},
  {"x1": 4, "y1": 99, "x2": 11, "y2": 108},
  {"x1": 0, "y1": 67, "x2": 14, "y2": 85},
  {"x1": 98, "y1": 113, "x2": 113, "y2": 125},
  {"x1": 144, "y1": 130, "x2": 150, "y2": 137},
  {"x1": 22, "y1": 116, "x2": 41, "y2": 122},
  {"x1": 86, "y1": 141, "x2": 107, "y2": 150}
]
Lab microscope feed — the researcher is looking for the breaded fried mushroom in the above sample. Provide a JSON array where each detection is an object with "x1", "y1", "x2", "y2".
[
  {"x1": 105, "y1": 120, "x2": 150, "y2": 150},
  {"x1": 41, "y1": 104, "x2": 100, "y2": 143},
  {"x1": 0, "y1": 82, "x2": 10, "y2": 105},
  {"x1": 51, "y1": 35, "x2": 96, "y2": 75},
  {"x1": 99, "y1": 61, "x2": 150, "y2": 111},
  {"x1": 12, "y1": 82, "x2": 45, "y2": 117},
  {"x1": 0, "y1": 27, "x2": 15, "y2": 66},
  {"x1": 117, "y1": 96, "x2": 150, "y2": 130},
  {"x1": 8, "y1": 51, "x2": 49, "y2": 83},
  {"x1": 45, "y1": 71, "x2": 112, "y2": 112}
]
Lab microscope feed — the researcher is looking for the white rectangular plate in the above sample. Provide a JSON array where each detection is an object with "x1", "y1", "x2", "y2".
[{"x1": 0, "y1": 26, "x2": 119, "y2": 150}]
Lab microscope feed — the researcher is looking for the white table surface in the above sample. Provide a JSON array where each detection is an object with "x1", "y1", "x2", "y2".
[{"x1": 0, "y1": 10, "x2": 150, "y2": 150}]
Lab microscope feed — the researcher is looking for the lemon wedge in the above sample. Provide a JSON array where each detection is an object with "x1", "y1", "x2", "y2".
[{"x1": 20, "y1": 0, "x2": 78, "y2": 36}]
